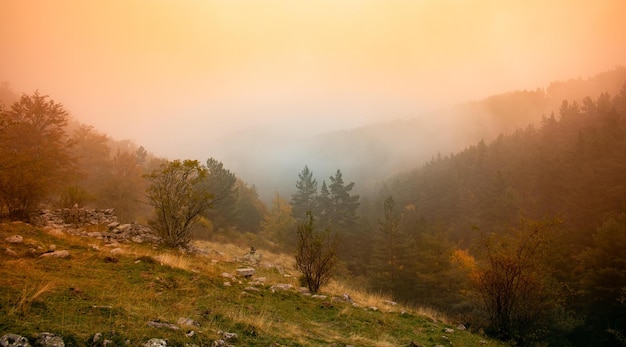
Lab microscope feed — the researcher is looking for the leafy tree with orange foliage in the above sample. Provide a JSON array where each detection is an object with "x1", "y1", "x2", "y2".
[
  {"x1": 470, "y1": 218, "x2": 576, "y2": 344},
  {"x1": 0, "y1": 92, "x2": 76, "y2": 219}
]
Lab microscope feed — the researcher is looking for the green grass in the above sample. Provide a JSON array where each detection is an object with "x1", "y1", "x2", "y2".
[{"x1": 0, "y1": 222, "x2": 507, "y2": 346}]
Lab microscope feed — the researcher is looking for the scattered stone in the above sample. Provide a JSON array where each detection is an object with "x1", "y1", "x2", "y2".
[
  {"x1": 0, "y1": 333, "x2": 31, "y2": 347},
  {"x1": 457, "y1": 324, "x2": 466, "y2": 331},
  {"x1": 142, "y1": 338, "x2": 167, "y2": 347},
  {"x1": 236, "y1": 267, "x2": 255, "y2": 278},
  {"x1": 383, "y1": 300, "x2": 398, "y2": 306},
  {"x1": 368, "y1": 306, "x2": 379, "y2": 311},
  {"x1": 221, "y1": 272, "x2": 234, "y2": 279},
  {"x1": 311, "y1": 295, "x2": 327, "y2": 299},
  {"x1": 221, "y1": 332, "x2": 238, "y2": 341},
  {"x1": 444, "y1": 327, "x2": 454, "y2": 333},
  {"x1": 131, "y1": 236, "x2": 144, "y2": 243},
  {"x1": 5, "y1": 248, "x2": 17, "y2": 256},
  {"x1": 147, "y1": 320, "x2": 180, "y2": 330},
  {"x1": 270, "y1": 283, "x2": 293, "y2": 293},
  {"x1": 39, "y1": 250, "x2": 70, "y2": 258},
  {"x1": 91, "y1": 333, "x2": 102, "y2": 344},
  {"x1": 177, "y1": 317, "x2": 196, "y2": 327},
  {"x1": 5, "y1": 235, "x2": 23, "y2": 244},
  {"x1": 34, "y1": 333, "x2": 64, "y2": 347},
  {"x1": 244, "y1": 286, "x2": 260, "y2": 292}
]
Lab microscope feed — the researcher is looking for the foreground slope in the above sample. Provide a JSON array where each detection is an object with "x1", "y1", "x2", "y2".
[{"x1": 0, "y1": 221, "x2": 505, "y2": 347}]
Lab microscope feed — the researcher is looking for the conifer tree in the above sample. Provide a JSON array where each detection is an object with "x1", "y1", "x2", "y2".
[
  {"x1": 327, "y1": 169, "x2": 360, "y2": 229},
  {"x1": 291, "y1": 165, "x2": 318, "y2": 220}
]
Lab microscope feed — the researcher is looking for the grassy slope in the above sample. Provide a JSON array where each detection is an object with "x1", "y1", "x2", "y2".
[{"x1": 0, "y1": 222, "x2": 506, "y2": 347}]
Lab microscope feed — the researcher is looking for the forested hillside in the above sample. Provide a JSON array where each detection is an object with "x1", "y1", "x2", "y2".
[
  {"x1": 350, "y1": 85, "x2": 626, "y2": 345},
  {"x1": 214, "y1": 66, "x2": 626, "y2": 198}
]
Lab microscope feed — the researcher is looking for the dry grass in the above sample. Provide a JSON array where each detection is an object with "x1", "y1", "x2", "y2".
[{"x1": 10, "y1": 278, "x2": 56, "y2": 316}]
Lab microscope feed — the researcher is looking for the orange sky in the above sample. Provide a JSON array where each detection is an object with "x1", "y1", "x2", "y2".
[{"x1": 1, "y1": 0, "x2": 625, "y2": 158}]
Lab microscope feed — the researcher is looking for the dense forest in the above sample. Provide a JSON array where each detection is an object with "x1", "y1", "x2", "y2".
[{"x1": 1, "y1": 70, "x2": 625, "y2": 345}]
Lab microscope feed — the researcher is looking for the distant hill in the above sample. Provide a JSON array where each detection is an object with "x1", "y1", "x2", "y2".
[{"x1": 211, "y1": 66, "x2": 626, "y2": 200}]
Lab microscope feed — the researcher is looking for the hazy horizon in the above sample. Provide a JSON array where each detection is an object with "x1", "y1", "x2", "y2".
[{"x1": 2, "y1": 0, "x2": 626, "y2": 165}]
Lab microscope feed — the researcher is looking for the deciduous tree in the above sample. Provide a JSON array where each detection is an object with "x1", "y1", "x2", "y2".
[
  {"x1": 145, "y1": 159, "x2": 212, "y2": 247},
  {"x1": 295, "y1": 211, "x2": 338, "y2": 293},
  {"x1": 0, "y1": 92, "x2": 75, "y2": 219}
]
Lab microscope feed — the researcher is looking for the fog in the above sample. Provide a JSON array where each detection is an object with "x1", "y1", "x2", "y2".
[{"x1": 1, "y1": 0, "x2": 625, "y2": 199}]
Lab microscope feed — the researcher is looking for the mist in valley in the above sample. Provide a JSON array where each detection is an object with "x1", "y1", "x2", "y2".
[
  {"x1": 2, "y1": 1, "x2": 626, "y2": 345},
  {"x1": 2, "y1": 1, "x2": 626, "y2": 201}
]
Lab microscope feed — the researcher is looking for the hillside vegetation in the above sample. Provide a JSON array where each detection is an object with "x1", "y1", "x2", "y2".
[{"x1": 0, "y1": 221, "x2": 504, "y2": 347}]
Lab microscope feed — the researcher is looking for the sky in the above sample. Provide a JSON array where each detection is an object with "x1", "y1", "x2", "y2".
[{"x1": 1, "y1": 0, "x2": 626, "y2": 161}]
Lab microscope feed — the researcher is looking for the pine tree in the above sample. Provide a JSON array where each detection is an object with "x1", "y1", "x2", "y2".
[
  {"x1": 290, "y1": 165, "x2": 318, "y2": 220},
  {"x1": 316, "y1": 180, "x2": 331, "y2": 227},
  {"x1": 370, "y1": 195, "x2": 405, "y2": 296},
  {"x1": 327, "y1": 169, "x2": 360, "y2": 229}
]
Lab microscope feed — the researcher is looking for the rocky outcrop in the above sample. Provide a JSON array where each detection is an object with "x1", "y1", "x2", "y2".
[{"x1": 31, "y1": 208, "x2": 161, "y2": 245}]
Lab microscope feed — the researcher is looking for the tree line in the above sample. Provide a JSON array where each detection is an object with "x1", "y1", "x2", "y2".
[{"x1": 2, "y1": 81, "x2": 625, "y2": 345}]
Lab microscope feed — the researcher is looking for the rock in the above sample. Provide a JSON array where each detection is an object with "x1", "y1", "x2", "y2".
[
  {"x1": 244, "y1": 286, "x2": 260, "y2": 292},
  {"x1": 5, "y1": 235, "x2": 23, "y2": 244},
  {"x1": 110, "y1": 248, "x2": 123, "y2": 254},
  {"x1": 91, "y1": 333, "x2": 102, "y2": 344},
  {"x1": 0, "y1": 334, "x2": 31, "y2": 347},
  {"x1": 177, "y1": 317, "x2": 196, "y2": 327},
  {"x1": 5, "y1": 248, "x2": 17, "y2": 256},
  {"x1": 221, "y1": 332, "x2": 238, "y2": 341},
  {"x1": 443, "y1": 327, "x2": 454, "y2": 333},
  {"x1": 457, "y1": 324, "x2": 466, "y2": 331},
  {"x1": 39, "y1": 250, "x2": 70, "y2": 258},
  {"x1": 383, "y1": 300, "x2": 398, "y2": 306},
  {"x1": 311, "y1": 295, "x2": 327, "y2": 299},
  {"x1": 270, "y1": 283, "x2": 293, "y2": 292},
  {"x1": 236, "y1": 267, "x2": 255, "y2": 278},
  {"x1": 34, "y1": 333, "x2": 64, "y2": 347},
  {"x1": 131, "y1": 236, "x2": 144, "y2": 243},
  {"x1": 223, "y1": 282, "x2": 232, "y2": 287},
  {"x1": 147, "y1": 320, "x2": 180, "y2": 330},
  {"x1": 221, "y1": 272, "x2": 234, "y2": 279},
  {"x1": 142, "y1": 338, "x2": 167, "y2": 347},
  {"x1": 368, "y1": 306, "x2": 379, "y2": 311}
]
